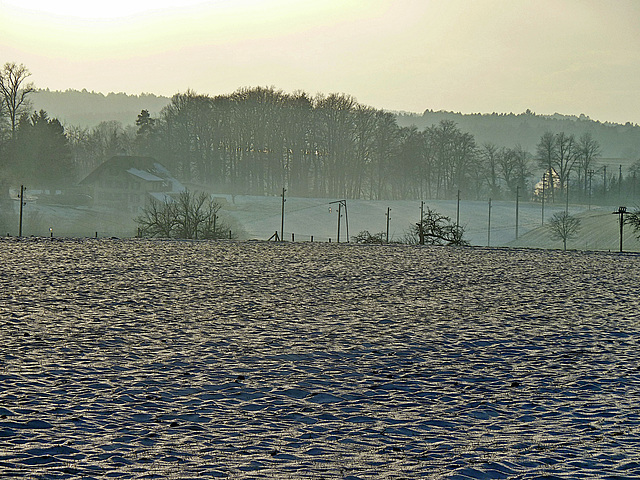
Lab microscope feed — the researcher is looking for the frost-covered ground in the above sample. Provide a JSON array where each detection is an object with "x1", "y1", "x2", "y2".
[
  {"x1": 13, "y1": 193, "x2": 585, "y2": 248},
  {"x1": 220, "y1": 195, "x2": 581, "y2": 247},
  {"x1": 1, "y1": 238, "x2": 640, "y2": 479}
]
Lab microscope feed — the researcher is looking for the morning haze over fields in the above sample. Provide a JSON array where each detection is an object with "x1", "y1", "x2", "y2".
[
  {"x1": 3, "y1": 3, "x2": 640, "y2": 479},
  {"x1": 0, "y1": 1, "x2": 639, "y2": 248},
  {"x1": 2, "y1": 1, "x2": 640, "y2": 248}
]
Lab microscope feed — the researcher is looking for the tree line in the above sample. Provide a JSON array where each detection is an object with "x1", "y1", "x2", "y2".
[
  {"x1": 3, "y1": 61, "x2": 639, "y2": 205},
  {"x1": 131, "y1": 87, "x2": 538, "y2": 201},
  {"x1": 132, "y1": 88, "x2": 634, "y2": 204},
  {"x1": 400, "y1": 109, "x2": 640, "y2": 160}
]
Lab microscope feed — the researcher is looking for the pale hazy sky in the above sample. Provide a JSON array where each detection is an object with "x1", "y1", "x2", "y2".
[{"x1": 1, "y1": 0, "x2": 639, "y2": 124}]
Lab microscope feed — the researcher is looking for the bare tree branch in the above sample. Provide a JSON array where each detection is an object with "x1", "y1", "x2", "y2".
[{"x1": 0, "y1": 62, "x2": 35, "y2": 136}]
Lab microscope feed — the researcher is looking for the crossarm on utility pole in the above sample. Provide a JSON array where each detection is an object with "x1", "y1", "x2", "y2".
[{"x1": 612, "y1": 206, "x2": 627, "y2": 253}]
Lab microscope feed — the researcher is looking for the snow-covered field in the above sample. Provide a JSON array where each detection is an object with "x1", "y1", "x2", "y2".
[
  {"x1": 12, "y1": 192, "x2": 598, "y2": 249},
  {"x1": 221, "y1": 195, "x2": 581, "y2": 247},
  {"x1": 2, "y1": 238, "x2": 640, "y2": 479}
]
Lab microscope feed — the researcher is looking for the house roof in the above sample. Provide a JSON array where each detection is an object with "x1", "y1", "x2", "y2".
[{"x1": 127, "y1": 168, "x2": 164, "y2": 182}]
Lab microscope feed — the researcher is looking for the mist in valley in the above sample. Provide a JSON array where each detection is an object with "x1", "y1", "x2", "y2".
[{"x1": 0, "y1": 78, "x2": 638, "y2": 250}]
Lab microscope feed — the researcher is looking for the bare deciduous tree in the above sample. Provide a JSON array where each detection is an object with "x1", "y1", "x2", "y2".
[
  {"x1": 352, "y1": 230, "x2": 385, "y2": 244},
  {"x1": 480, "y1": 143, "x2": 501, "y2": 198},
  {"x1": 576, "y1": 132, "x2": 601, "y2": 195},
  {"x1": 137, "y1": 190, "x2": 231, "y2": 240},
  {"x1": 548, "y1": 211, "x2": 581, "y2": 250},
  {"x1": 554, "y1": 132, "x2": 578, "y2": 196},
  {"x1": 537, "y1": 132, "x2": 557, "y2": 202},
  {"x1": 137, "y1": 196, "x2": 178, "y2": 238},
  {"x1": 626, "y1": 208, "x2": 640, "y2": 238},
  {"x1": 500, "y1": 145, "x2": 532, "y2": 197},
  {"x1": 0, "y1": 62, "x2": 35, "y2": 137},
  {"x1": 411, "y1": 207, "x2": 468, "y2": 246}
]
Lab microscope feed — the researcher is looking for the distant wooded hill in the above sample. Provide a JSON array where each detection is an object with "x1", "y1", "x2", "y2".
[
  {"x1": 31, "y1": 89, "x2": 170, "y2": 128},
  {"x1": 32, "y1": 89, "x2": 640, "y2": 160},
  {"x1": 397, "y1": 110, "x2": 640, "y2": 160}
]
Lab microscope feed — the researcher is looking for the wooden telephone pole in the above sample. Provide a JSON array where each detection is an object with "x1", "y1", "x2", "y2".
[
  {"x1": 386, "y1": 207, "x2": 391, "y2": 243},
  {"x1": 280, "y1": 187, "x2": 286, "y2": 242},
  {"x1": 515, "y1": 186, "x2": 520, "y2": 240},
  {"x1": 487, "y1": 198, "x2": 492, "y2": 247},
  {"x1": 613, "y1": 206, "x2": 628, "y2": 253},
  {"x1": 329, "y1": 200, "x2": 348, "y2": 243},
  {"x1": 418, "y1": 201, "x2": 425, "y2": 245},
  {"x1": 18, "y1": 185, "x2": 25, "y2": 237}
]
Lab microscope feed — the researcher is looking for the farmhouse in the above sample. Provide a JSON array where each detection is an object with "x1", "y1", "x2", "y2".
[{"x1": 80, "y1": 155, "x2": 184, "y2": 213}]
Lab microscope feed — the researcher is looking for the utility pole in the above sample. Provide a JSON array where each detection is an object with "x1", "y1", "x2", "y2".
[
  {"x1": 542, "y1": 172, "x2": 547, "y2": 225},
  {"x1": 487, "y1": 198, "x2": 492, "y2": 247},
  {"x1": 456, "y1": 189, "x2": 460, "y2": 230},
  {"x1": 613, "y1": 206, "x2": 627, "y2": 253},
  {"x1": 344, "y1": 200, "x2": 349, "y2": 242},
  {"x1": 565, "y1": 175, "x2": 569, "y2": 215},
  {"x1": 418, "y1": 201, "x2": 425, "y2": 245},
  {"x1": 329, "y1": 199, "x2": 348, "y2": 243},
  {"x1": 587, "y1": 169, "x2": 594, "y2": 210},
  {"x1": 337, "y1": 202, "x2": 342, "y2": 243},
  {"x1": 386, "y1": 207, "x2": 391, "y2": 243},
  {"x1": 18, "y1": 185, "x2": 25, "y2": 237},
  {"x1": 619, "y1": 164, "x2": 623, "y2": 199},
  {"x1": 603, "y1": 165, "x2": 607, "y2": 198},
  {"x1": 515, "y1": 185, "x2": 520, "y2": 240},
  {"x1": 280, "y1": 187, "x2": 286, "y2": 242}
]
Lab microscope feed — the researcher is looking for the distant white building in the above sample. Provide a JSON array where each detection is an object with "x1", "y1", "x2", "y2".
[
  {"x1": 533, "y1": 169, "x2": 561, "y2": 201},
  {"x1": 80, "y1": 155, "x2": 184, "y2": 213}
]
